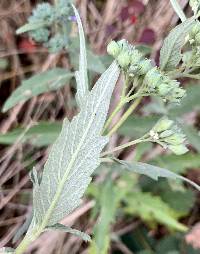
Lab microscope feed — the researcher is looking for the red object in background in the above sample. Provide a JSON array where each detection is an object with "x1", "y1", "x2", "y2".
[
  {"x1": 130, "y1": 15, "x2": 137, "y2": 24},
  {"x1": 120, "y1": 1, "x2": 144, "y2": 24},
  {"x1": 18, "y1": 38, "x2": 37, "y2": 53}
]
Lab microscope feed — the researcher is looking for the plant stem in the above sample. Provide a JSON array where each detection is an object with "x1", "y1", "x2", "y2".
[
  {"x1": 107, "y1": 97, "x2": 142, "y2": 137},
  {"x1": 102, "y1": 100, "x2": 126, "y2": 133},
  {"x1": 103, "y1": 75, "x2": 130, "y2": 133},
  {"x1": 15, "y1": 230, "x2": 40, "y2": 254},
  {"x1": 101, "y1": 137, "x2": 148, "y2": 157}
]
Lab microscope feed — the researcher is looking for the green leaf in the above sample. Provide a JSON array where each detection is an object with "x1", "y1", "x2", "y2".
[
  {"x1": 150, "y1": 153, "x2": 200, "y2": 174},
  {"x1": 125, "y1": 191, "x2": 187, "y2": 231},
  {"x1": 16, "y1": 21, "x2": 47, "y2": 34},
  {"x1": 162, "y1": 189, "x2": 195, "y2": 215},
  {"x1": 12, "y1": 213, "x2": 33, "y2": 243},
  {"x1": 115, "y1": 159, "x2": 200, "y2": 191},
  {"x1": 89, "y1": 180, "x2": 121, "y2": 254},
  {"x1": 160, "y1": 18, "x2": 194, "y2": 71},
  {"x1": 117, "y1": 115, "x2": 159, "y2": 138},
  {"x1": 181, "y1": 125, "x2": 200, "y2": 152},
  {"x1": 87, "y1": 50, "x2": 106, "y2": 73},
  {"x1": 0, "y1": 122, "x2": 61, "y2": 147},
  {"x1": 2, "y1": 68, "x2": 73, "y2": 112},
  {"x1": 69, "y1": 39, "x2": 106, "y2": 74},
  {"x1": 46, "y1": 223, "x2": 91, "y2": 242},
  {"x1": 169, "y1": 84, "x2": 200, "y2": 117},
  {"x1": 72, "y1": 4, "x2": 89, "y2": 107},
  {"x1": 170, "y1": 0, "x2": 186, "y2": 22},
  {"x1": 31, "y1": 61, "x2": 119, "y2": 228}
]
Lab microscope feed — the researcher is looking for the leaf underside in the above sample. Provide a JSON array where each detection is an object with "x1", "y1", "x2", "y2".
[
  {"x1": 32, "y1": 61, "x2": 120, "y2": 227},
  {"x1": 115, "y1": 159, "x2": 200, "y2": 191},
  {"x1": 159, "y1": 18, "x2": 194, "y2": 71}
]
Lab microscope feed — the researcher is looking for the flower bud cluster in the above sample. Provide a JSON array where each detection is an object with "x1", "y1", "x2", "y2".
[
  {"x1": 189, "y1": 0, "x2": 200, "y2": 14},
  {"x1": 187, "y1": 21, "x2": 200, "y2": 66},
  {"x1": 107, "y1": 40, "x2": 185, "y2": 104},
  {"x1": 27, "y1": 1, "x2": 72, "y2": 52},
  {"x1": 149, "y1": 117, "x2": 188, "y2": 155}
]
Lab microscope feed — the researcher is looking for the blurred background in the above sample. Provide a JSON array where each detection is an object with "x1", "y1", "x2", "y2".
[{"x1": 0, "y1": 0, "x2": 200, "y2": 253}]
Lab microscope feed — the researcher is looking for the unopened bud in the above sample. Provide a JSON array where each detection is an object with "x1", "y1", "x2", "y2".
[
  {"x1": 164, "y1": 133, "x2": 185, "y2": 145},
  {"x1": 117, "y1": 51, "x2": 131, "y2": 68},
  {"x1": 138, "y1": 59, "x2": 152, "y2": 75},
  {"x1": 195, "y1": 32, "x2": 200, "y2": 44},
  {"x1": 158, "y1": 83, "x2": 172, "y2": 96},
  {"x1": 168, "y1": 144, "x2": 188, "y2": 155},
  {"x1": 153, "y1": 117, "x2": 174, "y2": 133},
  {"x1": 159, "y1": 130, "x2": 174, "y2": 138},
  {"x1": 130, "y1": 50, "x2": 143, "y2": 65},
  {"x1": 107, "y1": 41, "x2": 121, "y2": 58}
]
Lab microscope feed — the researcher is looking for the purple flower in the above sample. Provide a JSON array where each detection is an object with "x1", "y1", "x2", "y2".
[{"x1": 68, "y1": 15, "x2": 77, "y2": 22}]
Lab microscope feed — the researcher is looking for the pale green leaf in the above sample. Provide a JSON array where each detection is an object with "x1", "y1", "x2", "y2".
[
  {"x1": 0, "y1": 122, "x2": 61, "y2": 147},
  {"x1": 160, "y1": 18, "x2": 194, "y2": 71},
  {"x1": 16, "y1": 22, "x2": 47, "y2": 34},
  {"x1": 117, "y1": 115, "x2": 159, "y2": 138},
  {"x1": 72, "y1": 4, "x2": 89, "y2": 107},
  {"x1": 68, "y1": 37, "x2": 107, "y2": 74},
  {"x1": 89, "y1": 180, "x2": 121, "y2": 254},
  {"x1": 32, "y1": 61, "x2": 119, "y2": 227},
  {"x1": 2, "y1": 68, "x2": 73, "y2": 112},
  {"x1": 12, "y1": 213, "x2": 33, "y2": 243},
  {"x1": 170, "y1": 0, "x2": 186, "y2": 22},
  {"x1": 46, "y1": 223, "x2": 91, "y2": 242},
  {"x1": 125, "y1": 191, "x2": 187, "y2": 231},
  {"x1": 169, "y1": 84, "x2": 200, "y2": 116},
  {"x1": 181, "y1": 125, "x2": 200, "y2": 152},
  {"x1": 150, "y1": 153, "x2": 200, "y2": 174},
  {"x1": 115, "y1": 159, "x2": 200, "y2": 191}
]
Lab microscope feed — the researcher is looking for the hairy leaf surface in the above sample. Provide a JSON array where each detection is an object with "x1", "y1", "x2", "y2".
[
  {"x1": 115, "y1": 159, "x2": 200, "y2": 191},
  {"x1": 32, "y1": 61, "x2": 120, "y2": 227},
  {"x1": 47, "y1": 223, "x2": 91, "y2": 242},
  {"x1": 72, "y1": 5, "x2": 89, "y2": 107},
  {"x1": 16, "y1": 22, "x2": 47, "y2": 34},
  {"x1": 159, "y1": 18, "x2": 194, "y2": 71}
]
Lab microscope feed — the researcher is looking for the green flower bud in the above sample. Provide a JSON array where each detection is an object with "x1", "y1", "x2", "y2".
[
  {"x1": 144, "y1": 68, "x2": 162, "y2": 90},
  {"x1": 191, "y1": 23, "x2": 200, "y2": 36},
  {"x1": 164, "y1": 133, "x2": 185, "y2": 145},
  {"x1": 195, "y1": 32, "x2": 200, "y2": 44},
  {"x1": 168, "y1": 144, "x2": 188, "y2": 155},
  {"x1": 137, "y1": 59, "x2": 152, "y2": 75},
  {"x1": 174, "y1": 87, "x2": 186, "y2": 99},
  {"x1": 128, "y1": 65, "x2": 139, "y2": 76},
  {"x1": 189, "y1": 0, "x2": 200, "y2": 13},
  {"x1": 117, "y1": 51, "x2": 131, "y2": 68},
  {"x1": 159, "y1": 130, "x2": 174, "y2": 138},
  {"x1": 153, "y1": 117, "x2": 174, "y2": 133},
  {"x1": 130, "y1": 50, "x2": 143, "y2": 65},
  {"x1": 158, "y1": 83, "x2": 172, "y2": 96},
  {"x1": 118, "y1": 39, "x2": 129, "y2": 51},
  {"x1": 107, "y1": 41, "x2": 121, "y2": 58}
]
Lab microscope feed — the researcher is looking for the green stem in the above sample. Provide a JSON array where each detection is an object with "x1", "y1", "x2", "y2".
[
  {"x1": 101, "y1": 137, "x2": 148, "y2": 157},
  {"x1": 107, "y1": 97, "x2": 142, "y2": 137},
  {"x1": 102, "y1": 100, "x2": 126, "y2": 133},
  {"x1": 103, "y1": 75, "x2": 130, "y2": 133},
  {"x1": 15, "y1": 229, "x2": 40, "y2": 254}
]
